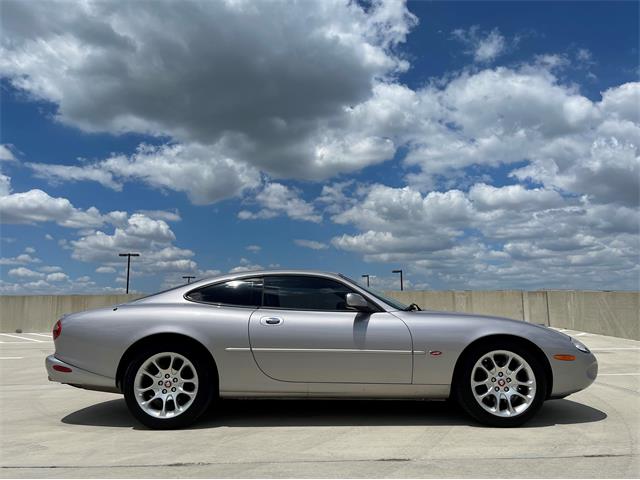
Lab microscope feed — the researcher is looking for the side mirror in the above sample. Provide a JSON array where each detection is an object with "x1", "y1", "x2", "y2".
[{"x1": 346, "y1": 293, "x2": 371, "y2": 312}]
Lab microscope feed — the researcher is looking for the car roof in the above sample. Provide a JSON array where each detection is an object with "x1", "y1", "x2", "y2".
[{"x1": 133, "y1": 269, "x2": 348, "y2": 303}]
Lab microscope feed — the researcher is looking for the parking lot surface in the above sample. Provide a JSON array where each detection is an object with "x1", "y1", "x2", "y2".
[{"x1": 0, "y1": 329, "x2": 638, "y2": 478}]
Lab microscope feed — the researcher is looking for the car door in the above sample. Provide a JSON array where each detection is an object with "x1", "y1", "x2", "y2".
[{"x1": 248, "y1": 275, "x2": 413, "y2": 384}]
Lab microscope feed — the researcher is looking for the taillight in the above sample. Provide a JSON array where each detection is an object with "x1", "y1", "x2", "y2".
[{"x1": 52, "y1": 320, "x2": 62, "y2": 340}]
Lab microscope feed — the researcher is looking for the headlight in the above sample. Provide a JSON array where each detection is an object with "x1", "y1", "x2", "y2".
[{"x1": 571, "y1": 337, "x2": 590, "y2": 353}]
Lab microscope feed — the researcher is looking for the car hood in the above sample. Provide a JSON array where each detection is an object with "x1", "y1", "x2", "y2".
[{"x1": 393, "y1": 309, "x2": 569, "y2": 339}]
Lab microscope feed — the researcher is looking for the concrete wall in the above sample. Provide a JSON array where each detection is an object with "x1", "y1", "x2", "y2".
[
  {"x1": 0, "y1": 294, "x2": 143, "y2": 333},
  {"x1": 0, "y1": 291, "x2": 638, "y2": 340},
  {"x1": 384, "y1": 290, "x2": 638, "y2": 340}
]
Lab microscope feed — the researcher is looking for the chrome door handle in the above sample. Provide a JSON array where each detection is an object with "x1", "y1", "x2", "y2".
[{"x1": 260, "y1": 316, "x2": 283, "y2": 326}]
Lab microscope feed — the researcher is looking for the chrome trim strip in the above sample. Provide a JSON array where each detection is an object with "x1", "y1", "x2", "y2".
[
  {"x1": 251, "y1": 348, "x2": 413, "y2": 354},
  {"x1": 225, "y1": 347, "x2": 251, "y2": 352}
]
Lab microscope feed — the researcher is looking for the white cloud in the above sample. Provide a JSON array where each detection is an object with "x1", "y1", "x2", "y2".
[
  {"x1": 468, "y1": 183, "x2": 565, "y2": 211},
  {"x1": 0, "y1": 188, "x2": 125, "y2": 228},
  {"x1": 327, "y1": 181, "x2": 639, "y2": 289},
  {"x1": 0, "y1": 249, "x2": 41, "y2": 265},
  {"x1": 27, "y1": 162, "x2": 121, "y2": 190},
  {"x1": 452, "y1": 26, "x2": 508, "y2": 63},
  {"x1": 246, "y1": 245, "x2": 261, "y2": 253},
  {"x1": 46, "y1": 272, "x2": 69, "y2": 282},
  {"x1": 39, "y1": 266, "x2": 63, "y2": 273},
  {"x1": 0, "y1": 145, "x2": 16, "y2": 162},
  {"x1": 0, "y1": 174, "x2": 11, "y2": 196},
  {"x1": 294, "y1": 239, "x2": 329, "y2": 250},
  {"x1": 135, "y1": 209, "x2": 181, "y2": 222},
  {"x1": 239, "y1": 183, "x2": 321, "y2": 223},
  {"x1": 8, "y1": 267, "x2": 45, "y2": 279},
  {"x1": 95, "y1": 266, "x2": 116, "y2": 274},
  {"x1": 229, "y1": 257, "x2": 263, "y2": 273},
  {"x1": 27, "y1": 143, "x2": 262, "y2": 205},
  {"x1": 1, "y1": 0, "x2": 416, "y2": 187}
]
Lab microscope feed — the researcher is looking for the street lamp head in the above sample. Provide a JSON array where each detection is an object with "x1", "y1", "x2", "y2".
[{"x1": 392, "y1": 269, "x2": 402, "y2": 273}]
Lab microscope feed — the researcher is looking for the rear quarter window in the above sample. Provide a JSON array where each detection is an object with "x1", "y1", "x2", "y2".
[{"x1": 186, "y1": 278, "x2": 262, "y2": 307}]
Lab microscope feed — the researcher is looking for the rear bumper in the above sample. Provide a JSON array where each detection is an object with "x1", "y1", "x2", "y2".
[{"x1": 45, "y1": 355, "x2": 119, "y2": 393}]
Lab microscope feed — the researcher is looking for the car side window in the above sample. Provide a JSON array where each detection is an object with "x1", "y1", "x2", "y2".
[
  {"x1": 263, "y1": 275, "x2": 356, "y2": 311},
  {"x1": 186, "y1": 278, "x2": 262, "y2": 307}
]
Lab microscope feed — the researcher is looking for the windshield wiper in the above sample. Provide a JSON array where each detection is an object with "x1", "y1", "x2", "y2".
[{"x1": 403, "y1": 303, "x2": 421, "y2": 311}]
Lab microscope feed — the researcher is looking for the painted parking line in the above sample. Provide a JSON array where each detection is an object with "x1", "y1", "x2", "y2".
[
  {"x1": 26, "y1": 333, "x2": 52, "y2": 338},
  {"x1": 0, "y1": 333, "x2": 44, "y2": 343},
  {"x1": 0, "y1": 357, "x2": 24, "y2": 360},
  {"x1": 591, "y1": 347, "x2": 640, "y2": 351}
]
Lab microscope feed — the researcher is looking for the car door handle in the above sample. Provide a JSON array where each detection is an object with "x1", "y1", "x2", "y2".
[{"x1": 260, "y1": 316, "x2": 283, "y2": 326}]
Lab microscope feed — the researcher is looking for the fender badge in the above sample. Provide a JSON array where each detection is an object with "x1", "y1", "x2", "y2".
[{"x1": 429, "y1": 350, "x2": 442, "y2": 356}]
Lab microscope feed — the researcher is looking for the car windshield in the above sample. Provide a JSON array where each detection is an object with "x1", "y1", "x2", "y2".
[{"x1": 339, "y1": 274, "x2": 409, "y2": 311}]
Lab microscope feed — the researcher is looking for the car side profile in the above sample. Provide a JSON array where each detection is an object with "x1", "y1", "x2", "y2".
[{"x1": 46, "y1": 270, "x2": 598, "y2": 429}]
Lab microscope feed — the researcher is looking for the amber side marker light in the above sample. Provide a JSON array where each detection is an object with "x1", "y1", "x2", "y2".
[{"x1": 553, "y1": 354, "x2": 576, "y2": 361}]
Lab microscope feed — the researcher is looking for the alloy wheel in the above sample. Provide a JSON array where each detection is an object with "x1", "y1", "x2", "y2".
[
  {"x1": 134, "y1": 352, "x2": 199, "y2": 418},
  {"x1": 470, "y1": 349, "x2": 536, "y2": 418}
]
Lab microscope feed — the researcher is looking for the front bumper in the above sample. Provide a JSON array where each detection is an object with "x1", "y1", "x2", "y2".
[
  {"x1": 45, "y1": 355, "x2": 119, "y2": 393},
  {"x1": 550, "y1": 351, "x2": 598, "y2": 398}
]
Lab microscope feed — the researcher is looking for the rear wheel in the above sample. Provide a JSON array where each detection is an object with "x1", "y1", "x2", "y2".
[
  {"x1": 455, "y1": 341, "x2": 546, "y2": 427},
  {"x1": 123, "y1": 343, "x2": 214, "y2": 429}
]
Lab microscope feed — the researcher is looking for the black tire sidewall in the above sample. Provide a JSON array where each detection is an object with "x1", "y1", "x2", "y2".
[
  {"x1": 123, "y1": 342, "x2": 214, "y2": 429},
  {"x1": 455, "y1": 341, "x2": 547, "y2": 427}
]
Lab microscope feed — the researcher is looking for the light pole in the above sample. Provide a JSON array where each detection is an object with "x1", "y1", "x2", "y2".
[
  {"x1": 392, "y1": 269, "x2": 404, "y2": 291},
  {"x1": 119, "y1": 253, "x2": 140, "y2": 294},
  {"x1": 361, "y1": 274, "x2": 370, "y2": 287},
  {"x1": 182, "y1": 275, "x2": 196, "y2": 284}
]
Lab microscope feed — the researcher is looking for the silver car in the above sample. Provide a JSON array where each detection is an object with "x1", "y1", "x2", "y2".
[{"x1": 46, "y1": 270, "x2": 598, "y2": 429}]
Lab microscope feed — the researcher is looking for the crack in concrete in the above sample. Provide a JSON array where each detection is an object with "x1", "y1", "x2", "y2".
[{"x1": 2, "y1": 453, "x2": 636, "y2": 469}]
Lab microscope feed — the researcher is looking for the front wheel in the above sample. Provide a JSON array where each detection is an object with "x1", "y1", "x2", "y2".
[
  {"x1": 123, "y1": 343, "x2": 214, "y2": 429},
  {"x1": 455, "y1": 342, "x2": 547, "y2": 427}
]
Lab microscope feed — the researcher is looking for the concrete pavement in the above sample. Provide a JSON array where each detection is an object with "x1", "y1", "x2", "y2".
[{"x1": 0, "y1": 329, "x2": 638, "y2": 478}]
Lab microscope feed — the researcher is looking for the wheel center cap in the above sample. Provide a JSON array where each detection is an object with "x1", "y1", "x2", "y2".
[
  {"x1": 164, "y1": 381, "x2": 172, "y2": 388},
  {"x1": 498, "y1": 379, "x2": 506, "y2": 387}
]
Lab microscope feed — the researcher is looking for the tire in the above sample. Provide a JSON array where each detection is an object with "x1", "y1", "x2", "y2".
[
  {"x1": 454, "y1": 340, "x2": 547, "y2": 427},
  {"x1": 123, "y1": 341, "x2": 215, "y2": 429}
]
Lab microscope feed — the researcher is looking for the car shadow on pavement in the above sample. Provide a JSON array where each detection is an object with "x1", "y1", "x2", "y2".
[{"x1": 61, "y1": 397, "x2": 606, "y2": 430}]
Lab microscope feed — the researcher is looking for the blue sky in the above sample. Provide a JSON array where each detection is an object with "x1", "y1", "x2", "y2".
[{"x1": 1, "y1": 0, "x2": 638, "y2": 294}]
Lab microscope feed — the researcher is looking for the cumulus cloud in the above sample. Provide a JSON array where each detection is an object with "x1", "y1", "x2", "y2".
[
  {"x1": 95, "y1": 266, "x2": 116, "y2": 274},
  {"x1": 27, "y1": 143, "x2": 262, "y2": 205},
  {"x1": 2, "y1": 0, "x2": 416, "y2": 188},
  {"x1": 0, "y1": 188, "x2": 126, "y2": 228},
  {"x1": 327, "y1": 181, "x2": 639, "y2": 289},
  {"x1": 8, "y1": 267, "x2": 45, "y2": 279},
  {"x1": 1, "y1": 2, "x2": 638, "y2": 291},
  {"x1": 0, "y1": 145, "x2": 16, "y2": 162},
  {"x1": 229, "y1": 258, "x2": 263, "y2": 273},
  {"x1": 0, "y1": 249, "x2": 41, "y2": 265},
  {"x1": 294, "y1": 239, "x2": 329, "y2": 250},
  {"x1": 46, "y1": 272, "x2": 69, "y2": 282},
  {"x1": 452, "y1": 26, "x2": 509, "y2": 63},
  {"x1": 239, "y1": 183, "x2": 321, "y2": 223},
  {"x1": 0, "y1": 173, "x2": 11, "y2": 196}
]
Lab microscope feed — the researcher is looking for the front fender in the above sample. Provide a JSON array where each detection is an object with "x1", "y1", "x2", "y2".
[{"x1": 397, "y1": 311, "x2": 596, "y2": 397}]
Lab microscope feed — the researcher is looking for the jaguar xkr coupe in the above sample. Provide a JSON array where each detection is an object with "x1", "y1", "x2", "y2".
[{"x1": 46, "y1": 270, "x2": 597, "y2": 428}]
